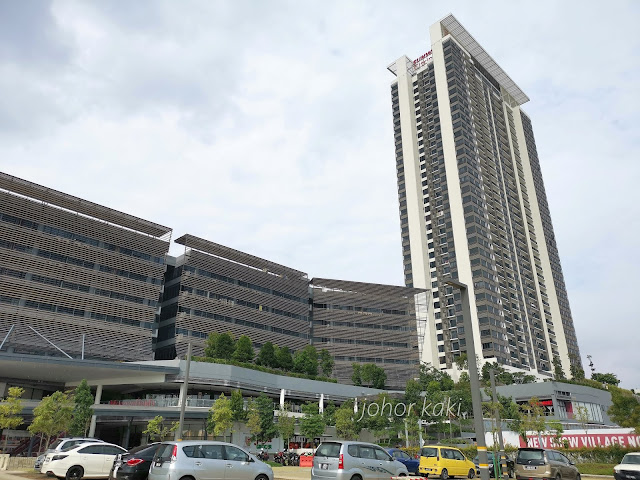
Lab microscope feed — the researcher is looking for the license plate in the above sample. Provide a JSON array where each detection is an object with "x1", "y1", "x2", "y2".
[
  {"x1": 321, "y1": 464, "x2": 329, "y2": 470},
  {"x1": 524, "y1": 466, "x2": 536, "y2": 470}
]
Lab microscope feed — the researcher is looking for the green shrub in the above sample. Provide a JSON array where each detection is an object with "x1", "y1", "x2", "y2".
[
  {"x1": 576, "y1": 463, "x2": 615, "y2": 475},
  {"x1": 191, "y1": 356, "x2": 338, "y2": 383},
  {"x1": 558, "y1": 445, "x2": 635, "y2": 464}
]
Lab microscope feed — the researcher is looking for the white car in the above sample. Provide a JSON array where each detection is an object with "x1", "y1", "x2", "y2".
[
  {"x1": 42, "y1": 441, "x2": 127, "y2": 480},
  {"x1": 38, "y1": 438, "x2": 105, "y2": 473},
  {"x1": 614, "y1": 452, "x2": 640, "y2": 480}
]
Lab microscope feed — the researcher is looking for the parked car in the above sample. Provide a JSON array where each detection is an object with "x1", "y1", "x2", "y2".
[
  {"x1": 473, "y1": 451, "x2": 514, "y2": 478},
  {"x1": 37, "y1": 438, "x2": 105, "y2": 472},
  {"x1": 109, "y1": 443, "x2": 163, "y2": 480},
  {"x1": 42, "y1": 442, "x2": 127, "y2": 480},
  {"x1": 614, "y1": 452, "x2": 640, "y2": 480},
  {"x1": 387, "y1": 448, "x2": 419, "y2": 474},
  {"x1": 514, "y1": 448, "x2": 580, "y2": 480},
  {"x1": 148, "y1": 441, "x2": 273, "y2": 480},
  {"x1": 418, "y1": 445, "x2": 476, "y2": 479},
  {"x1": 312, "y1": 440, "x2": 408, "y2": 480}
]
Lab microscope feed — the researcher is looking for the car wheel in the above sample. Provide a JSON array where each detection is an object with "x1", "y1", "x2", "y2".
[
  {"x1": 508, "y1": 468, "x2": 514, "y2": 479},
  {"x1": 441, "y1": 469, "x2": 449, "y2": 480},
  {"x1": 556, "y1": 474, "x2": 561, "y2": 480},
  {"x1": 399, "y1": 474, "x2": 407, "y2": 477},
  {"x1": 468, "y1": 469, "x2": 475, "y2": 479},
  {"x1": 255, "y1": 475, "x2": 269, "y2": 480},
  {"x1": 575, "y1": 475, "x2": 581, "y2": 480},
  {"x1": 66, "y1": 466, "x2": 84, "y2": 480},
  {"x1": 351, "y1": 475, "x2": 363, "y2": 480}
]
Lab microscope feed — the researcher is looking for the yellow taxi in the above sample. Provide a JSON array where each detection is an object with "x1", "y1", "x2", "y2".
[{"x1": 418, "y1": 445, "x2": 476, "y2": 479}]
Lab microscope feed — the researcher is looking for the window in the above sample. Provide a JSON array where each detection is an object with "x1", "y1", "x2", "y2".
[
  {"x1": 359, "y1": 446, "x2": 376, "y2": 459},
  {"x1": 420, "y1": 447, "x2": 438, "y2": 458},
  {"x1": 375, "y1": 448, "x2": 392, "y2": 461},
  {"x1": 317, "y1": 443, "x2": 341, "y2": 458},
  {"x1": 78, "y1": 446, "x2": 103, "y2": 454},
  {"x1": 452, "y1": 450, "x2": 465, "y2": 461},
  {"x1": 103, "y1": 446, "x2": 126, "y2": 455},
  {"x1": 348, "y1": 445, "x2": 359, "y2": 457},
  {"x1": 225, "y1": 446, "x2": 248, "y2": 462}
]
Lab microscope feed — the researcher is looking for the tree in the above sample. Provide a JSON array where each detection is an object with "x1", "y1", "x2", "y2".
[
  {"x1": 547, "y1": 420, "x2": 565, "y2": 448},
  {"x1": 553, "y1": 357, "x2": 566, "y2": 381},
  {"x1": 29, "y1": 391, "x2": 73, "y2": 453},
  {"x1": 361, "y1": 363, "x2": 387, "y2": 389},
  {"x1": 608, "y1": 386, "x2": 640, "y2": 434},
  {"x1": 277, "y1": 404, "x2": 296, "y2": 449},
  {"x1": 204, "y1": 332, "x2": 219, "y2": 358},
  {"x1": 591, "y1": 372, "x2": 620, "y2": 386},
  {"x1": 324, "y1": 401, "x2": 336, "y2": 427},
  {"x1": 293, "y1": 345, "x2": 318, "y2": 377},
  {"x1": 0, "y1": 387, "x2": 24, "y2": 453},
  {"x1": 569, "y1": 354, "x2": 585, "y2": 380},
  {"x1": 319, "y1": 349, "x2": 334, "y2": 377},
  {"x1": 518, "y1": 397, "x2": 547, "y2": 445},
  {"x1": 454, "y1": 353, "x2": 468, "y2": 371},
  {"x1": 207, "y1": 393, "x2": 233, "y2": 441},
  {"x1": 143, "y1": 415, "x2": 178, "y2": 441},
  {"x1": 275, "y1": 346, "x2": 293, "y2": 370},
  {"x1": 352, "y1": 363, "x2": 362, "y2": 386},
  {"x1": 300, "y1": 402, "x2": 326, "y2": 443},
  {"x1": 69, "y1": 380, "x2": 94, "y2": 437},
  {"x1": 247, "y1": 394, "x2": 278, "y2": 443},
  {"x1": 362, "y1": 393, "x2": 402, "y2": 442},
  {"x1": 419, "y1": 363, "x2": 454, "y2": 391},
  {"x1": 233, "y1": 335, "x2": 254, "y2": 363},
  {"x1": 215, "y1": 332, "x2": 236, "y2": 360},
  {"x1": 335, "y1": 400, "x2": 361, "y2": 440},
  {"x1": 256, "y1": 342, "x2": 277, "y2": 368},
  {"x1": 230, "y1": 389, "x2": 247, "y2": 421},
  {"x1": 404, "y1": 379, "x2": 422, "y2": 406}
]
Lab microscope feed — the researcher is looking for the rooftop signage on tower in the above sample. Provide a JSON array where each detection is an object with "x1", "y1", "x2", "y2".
[{"x1": 413, "y1": 50, "x2": 433, "y2": 69}]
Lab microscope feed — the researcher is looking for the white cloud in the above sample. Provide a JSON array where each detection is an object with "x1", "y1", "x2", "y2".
[{"x1": 0, "y1": 0, "x2": 638, "y2": 387}]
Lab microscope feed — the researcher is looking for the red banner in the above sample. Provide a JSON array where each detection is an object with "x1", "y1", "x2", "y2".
[{"x1": 521, "y1": 433, "x2": 640, "y2": 449}]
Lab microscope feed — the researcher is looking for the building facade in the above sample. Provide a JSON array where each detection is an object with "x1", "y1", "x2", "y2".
[
  {"x1": 0, "y1": 172, "x2": 171, "y2": 361},
  {"x1": 156, "y1": 235, "x2": 422, "y2": 388},
  {"x1": 388, "y1": 14, "x2": 580, "y2": 377},
  {"x1": 310, "y1": 278, "x2": 423, "y2": 387},
  {"x1": 156, "y1": 234, "x2": 311, "y2": 360}
]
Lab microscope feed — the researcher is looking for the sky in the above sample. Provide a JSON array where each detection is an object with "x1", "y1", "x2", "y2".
[{"x1": 0, "y1": 1, "x2": 638, "y2": 388}]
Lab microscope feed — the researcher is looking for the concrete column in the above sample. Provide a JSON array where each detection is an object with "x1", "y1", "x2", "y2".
[{"x1": 88, "y1": 385, "x2": 103, "y2": 437}]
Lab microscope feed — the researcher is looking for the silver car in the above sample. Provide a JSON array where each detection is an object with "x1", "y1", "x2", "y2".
[
  {"x1": 148, "y1": 441, "x2": 273, "y2": 480},
  {"x1": 312, "y1": 441, "x2": 408, "y2": 480}
]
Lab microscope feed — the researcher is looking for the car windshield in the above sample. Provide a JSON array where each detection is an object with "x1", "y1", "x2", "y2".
[
  {"x1": 517, "y1": 450, "x2": 545, "y2": 465},
  {"x1": 421, "y1": 448, "x2": 438, "y2": 458},
  {"x1": 621, "y1": 455, "x2": 640, "y2": 465},
  {"x1": 49, "y1": 440, "x2": 64, "y2": 450},
  {"x1": 316, "y1": 443, "x2": 341, "y2": 458}
]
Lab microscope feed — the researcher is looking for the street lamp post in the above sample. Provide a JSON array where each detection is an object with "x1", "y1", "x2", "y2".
[
  {"x1": 175, "y1": 342, "x2": 192, "y2": 441},
  {"x1": 446, "y1": 280, "x2": 490, "y2": 480},
  {"x1": 490, "y1": 368, "x2": 509, "y2": 480}
]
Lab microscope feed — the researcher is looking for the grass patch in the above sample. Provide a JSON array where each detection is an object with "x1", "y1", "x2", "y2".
[
  {"x1": 266, "y1": 460, "x2": 283, "y2": 467},
  {"x1": 577, "y1": 463, "x2": 615, "y2": 475}
]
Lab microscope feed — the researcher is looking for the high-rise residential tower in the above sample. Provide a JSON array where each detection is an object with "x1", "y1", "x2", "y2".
[{"x1": 388, "y1": 14, "x2": 581, "y2": 377}]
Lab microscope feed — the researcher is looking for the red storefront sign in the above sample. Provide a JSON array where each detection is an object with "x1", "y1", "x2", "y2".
[{"x1": 521, "y1": 433, "x2": 640, "y2": 449}]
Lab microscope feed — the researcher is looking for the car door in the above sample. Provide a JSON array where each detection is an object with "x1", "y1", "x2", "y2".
[
  {"x1": 452, "y1": 449, "x2": 469, "y2": 477},
  {"x1": 556, "y1": 452, "x2": 576, "y2": 480},
  {"x1": 441, "y1": 448, "x2": 461, "y2": 476},
  {"x1": 374, "y1": 447, "x2": 396, "y2": 478},
  {"x1": 191, "y1": 444, "x2": 226, "y2": 480},
  {"x1": 100, "y1": 445, "x2": 126, "y2": 476},
  {"x1": 357, "y1": 445, "x2": 380, "y2": 480},
  {"x1": 76, "y1": 445, "x2": 104, "y2": 477},
  {"x1": 223, "y1": 445, "x2": 253, "y2": 480}
]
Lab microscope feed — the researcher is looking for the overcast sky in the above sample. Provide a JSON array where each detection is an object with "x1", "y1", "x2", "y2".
[{"x1": 1, "y1": 1, "x2": 638, "y2": 388}]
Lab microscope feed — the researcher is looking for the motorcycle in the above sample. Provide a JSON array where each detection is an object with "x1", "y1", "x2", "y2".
[{"x1": 257, "y1": 450, "x2": 269, "y2": 461}]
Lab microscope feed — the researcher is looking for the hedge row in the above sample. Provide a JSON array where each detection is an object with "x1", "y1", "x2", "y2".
[{"x1": 191, "y1": 356, "x2": 338, "y2": 383}]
